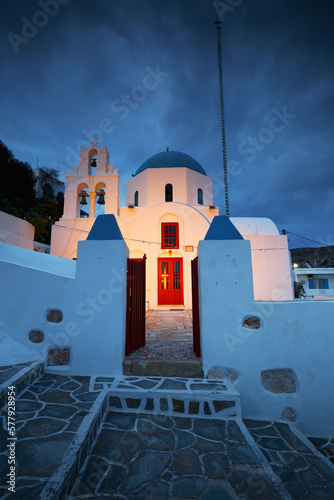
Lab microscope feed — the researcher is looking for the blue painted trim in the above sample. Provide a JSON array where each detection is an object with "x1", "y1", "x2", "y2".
[
  {"x1": 204, "y1": 216, "x2": 244, "y2": 240},
  {"x1": 87, "y1": 214, "x2": 124, "y2": 241}
]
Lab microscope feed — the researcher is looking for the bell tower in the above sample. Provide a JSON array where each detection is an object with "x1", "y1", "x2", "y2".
[
  {"x1": 50, "y1": 140, "x2": 120, "y2": 258},
  {"x1": 61, "y1": 140, "x2": 120, "y2": 219}
]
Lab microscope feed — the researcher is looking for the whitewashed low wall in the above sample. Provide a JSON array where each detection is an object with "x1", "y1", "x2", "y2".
[
  {"x1": 0, "y1": 237, "x2": 128, "y2": 377},
  {"x1": 199, "y1": 238, "x2": 334, "y2": 437},
  {"x1": 0, "y1": 211, "x2": 34, "y2": 250}
]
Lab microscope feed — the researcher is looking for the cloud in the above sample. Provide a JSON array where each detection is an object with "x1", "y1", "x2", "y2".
[{"x1": 0, "y1": 0, "x2": 333, "y2": 246}]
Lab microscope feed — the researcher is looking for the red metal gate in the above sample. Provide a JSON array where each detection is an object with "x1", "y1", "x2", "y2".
[
  {"x1": 125, "y1": 256, "x2": 146, "y2": 355},
  {"x1": 191, "y1": 256, "x2": 201, "y2": 357}
]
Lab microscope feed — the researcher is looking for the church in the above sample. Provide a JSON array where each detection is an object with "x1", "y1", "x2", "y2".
[{"x1": 50, "y1": 139, "x2": 293, "y2": 307}]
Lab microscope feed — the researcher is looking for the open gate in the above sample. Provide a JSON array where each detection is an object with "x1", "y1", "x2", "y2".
[
  {"x1": 125, "y1": 255, "x2": 146, "y2": 355},
  {"x1": 191, "y1": 256, "x2": 201, "y2": 357}
]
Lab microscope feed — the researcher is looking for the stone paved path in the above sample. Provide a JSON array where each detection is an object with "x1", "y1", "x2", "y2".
[
  {"x1": 71, "y1": 413, "x2": 334, "y2": 499},
  {"x1": 1, "y1": 363, "x2": 334, "y2": 499},
  {"x1": 128, "y1": 310, "x2": 195, "y2": 360},
  {"x1": 146, "y1": 310, "x2": 193, "y2": 342},
  {"x1": 0, "y1": 370, "x2": 100, "y2": 499}
]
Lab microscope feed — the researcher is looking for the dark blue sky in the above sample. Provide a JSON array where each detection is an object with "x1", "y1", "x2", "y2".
[{"x1": 1, "y1": 0, "x2": 333, "y2": 247}]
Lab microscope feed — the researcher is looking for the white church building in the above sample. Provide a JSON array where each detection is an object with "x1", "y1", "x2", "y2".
[{"x1": 50, "y1": 140, "x2": 293, "y2": 307}]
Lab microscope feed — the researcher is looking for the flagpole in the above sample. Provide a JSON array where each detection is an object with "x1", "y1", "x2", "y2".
[{"x1": 214, "y1": 19, "x2": 229, "y2": 217}]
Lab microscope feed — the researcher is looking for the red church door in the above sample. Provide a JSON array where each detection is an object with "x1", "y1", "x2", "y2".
[{"x1": 158, "y1": 258, "x2": 184, "y2": 305}]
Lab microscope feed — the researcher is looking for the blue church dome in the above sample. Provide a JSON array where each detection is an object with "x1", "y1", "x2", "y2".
[{"x1": 135, "y1": 150, "x2": 207, "y2": 176}]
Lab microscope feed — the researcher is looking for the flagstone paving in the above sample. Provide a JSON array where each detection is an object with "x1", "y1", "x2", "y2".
[
  {"x1": 71, "y1": 413, "x2": 334, "y2": 499},
  {"x1": 308, "y1": 437, "x2": 334, "y2": 465},
  {"x1": 128, "y1": 309, "x2": 195, "y2": 360},
  {"x1": 71, "y1": 413, "x2": 284, "y2": 499},
  {"x1": 1, "y1": 363, "x2": 334, "y2": 499},
  {"x1": 0, "y1": 370, "x2": 101, "y2": 499},
  {"x1": 145, "y1": 310, "x2": 193, "y2": 342},
  {"x1": 244, "y1": 419, "x2": 334, "y2": 499},
  {"x1": 91, "y1": 376, "x2": 241, "y2": 420}
]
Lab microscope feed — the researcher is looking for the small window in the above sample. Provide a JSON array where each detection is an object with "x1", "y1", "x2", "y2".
[
  {"x1": 134, "y1": 191, "x2": 138, "y2": 206},
  {"x1": 161, "y1": 222, "x2": 179, "y2": 249},
  {"x1": 198, "y1": 188, "x2": 203, "y2": 205},
  {"x1": 165, "y1": 184, "x2": 173, "y2": 202}
]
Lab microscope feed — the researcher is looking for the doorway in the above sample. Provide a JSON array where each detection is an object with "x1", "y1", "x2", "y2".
[{"x1": 158, "y1": 257, "x2": 183, "y2": 305}]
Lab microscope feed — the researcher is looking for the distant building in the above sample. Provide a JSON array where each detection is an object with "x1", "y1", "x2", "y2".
[
  {"x1": 293, "y1": 267, "x2": 334, "y2": 299},
  {"x1": 33, "y1": 167, "x2": 65, "y2": 199}
]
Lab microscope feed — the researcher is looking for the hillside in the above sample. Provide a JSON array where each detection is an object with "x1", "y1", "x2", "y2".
[{"x1": 290, "y1": 245, "x2": 334, "y2": 268}]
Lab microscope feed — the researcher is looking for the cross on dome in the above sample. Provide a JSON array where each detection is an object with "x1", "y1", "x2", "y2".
[{"x1": 91, "y1": 139, "x2": 99, "y2": 145}]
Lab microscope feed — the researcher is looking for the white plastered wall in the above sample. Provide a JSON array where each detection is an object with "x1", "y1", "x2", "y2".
[
  {"x1": 0, "y1": 211, "x2": 35, "y2": 250},
  {"x1": 199, "y1": 237, "x2": 334, "y2": 437},
  {"x1": 232, "y1": 217, "x2": 293, "y2": 301},
  {"x1": 126, "y1": 168, "x2": 213, "y2": 207},
  {"x1": 0, "y1": 238, "x2": 128, "y2": 377}
]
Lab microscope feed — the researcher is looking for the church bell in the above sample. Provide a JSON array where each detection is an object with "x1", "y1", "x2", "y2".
[
  {"x1": 79, "y1": 189, "x2": 88, "y2": 205},
  {"x1": 96, "y1": 189, "x2": 105, "y2": 205},
  {"x1": 91, "y1": 158, "x2": 97, "y2": 168}
]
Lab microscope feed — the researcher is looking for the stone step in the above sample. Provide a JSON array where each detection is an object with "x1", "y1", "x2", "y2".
[
  {"x1": 308, "y1": 436, "x2": 334, "y2": 464},
  {"x1": 39, "y1": 391, "x2": 106, "y2": 500},
  {"x1": 91, "y1": 375, "x2": 241, "y2": 420},
  {"x1": 243, "y1": 418, "x2": 334, "y2": 498},
  {"x1": 0, "y1": 371, "x2": 105, "y2": 499},
  {"x1": 123, "y1": 358, "x2": 203, "y2": 378},
  {"x1": 0, "y1": 360, "x2": 43, "y2": 409}
]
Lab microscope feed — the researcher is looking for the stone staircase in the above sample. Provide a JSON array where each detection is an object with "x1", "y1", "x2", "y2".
[
  {"x1": 0, "y1": 362, "x2": 334, "y2": 499},
  {"x1": 0, "y1": 360, "x2": 43, "y2": 408}
]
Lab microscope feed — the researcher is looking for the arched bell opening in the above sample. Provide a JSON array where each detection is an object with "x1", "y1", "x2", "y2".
[
  {"x1": 88, "y1": 148, "x2": 97, "y2": 175},
  {"x1": 77, "y1": 183, "x2": 90, "y2": 218},
  {"x1": 95, "y1": 182, "x2": 106, "y2": 215}
]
